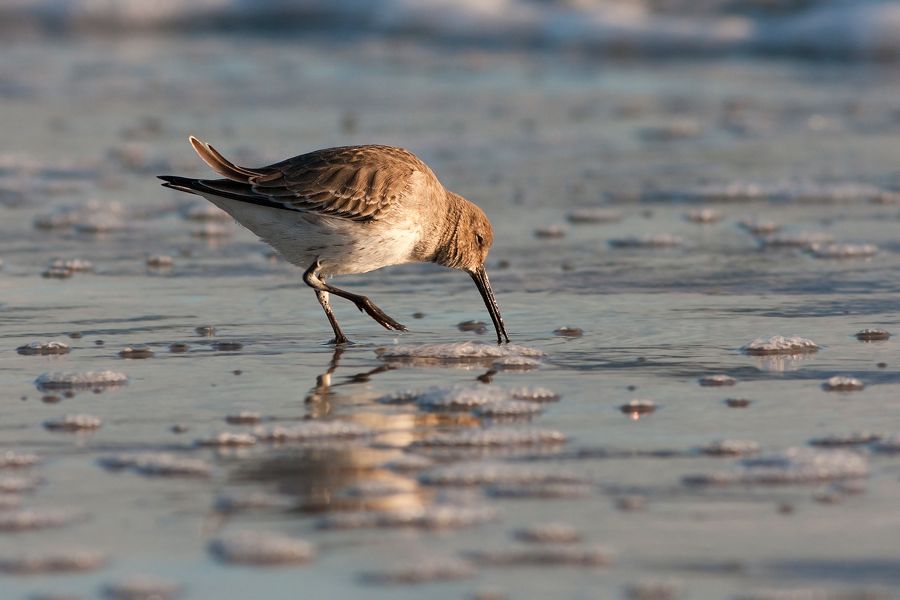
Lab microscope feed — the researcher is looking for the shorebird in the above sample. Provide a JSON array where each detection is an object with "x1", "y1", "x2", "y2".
[{"x1": 159, "y1": 137, "x2": 509, "y2": 345}]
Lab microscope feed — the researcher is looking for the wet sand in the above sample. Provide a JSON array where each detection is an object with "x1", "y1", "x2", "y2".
[{"x1": 2, "y1": 34, "x2": 900, "y2": 599}]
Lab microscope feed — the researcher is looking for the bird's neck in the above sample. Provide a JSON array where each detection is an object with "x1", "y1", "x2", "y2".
[{"x1": 416, "y1": 191, "x2": 466, "y2": 268}]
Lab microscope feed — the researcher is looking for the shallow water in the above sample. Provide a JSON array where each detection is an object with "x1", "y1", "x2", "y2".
[{"x1": 2, "y1": 33, "x2": 900, "y2": 599}]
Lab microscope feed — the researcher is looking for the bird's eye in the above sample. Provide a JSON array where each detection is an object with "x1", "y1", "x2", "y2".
[{"x1": 475, "y1": 233, "x2": 485, "y2": 246}]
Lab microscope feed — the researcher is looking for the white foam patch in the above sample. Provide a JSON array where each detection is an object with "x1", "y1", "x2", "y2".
[
  {"x1": 36, "y1": 370, "x2": 128, "y2": 389},
  {"x1": 412, "y1": 428, "x2": 565, "y2": 448},
  {"x1": 16, "y1": 341, "x2": 70, "y2": 356},
  {"x1": 472, "y1": 400, "x2": 543, "y2": 418},
  {"x1": 698, "y1": 374, "x2": 737, "y2": 387},
  {"x1": 376, "y1": 342, "x2": 544, "y2": 365},
  {"x1": 809, "y1": 243, "x2": 878, "y2": 259},
  {"x1": 209, "y1": 532, "x2": 314, "y2": 565},
  {"x1": 420, "y1": 462, "x2": 586, "y2": 487},
  {"x1": 44, "y1": 414, "x2": 102, "y2": 431},
  {"x1": 742, "y1": 336, "x2": 819, "y2": 355},
  {"x1": 0, "y1": 549, "x2": 105, "y2": 574},
  {"x1": 684, "y1": 448, "x2": 868, "y2": 486},
  {"x1": 318, "y1": 504, "x2": 497, "y2": 531},
  {"x1": 252, "y1": 421, "x2": 371, "y2": 442},
  {"x1": 822, "y1": 376, "x2": 865, "y2": 391},
  {"x1": 99, "y1": 453, "x2": 211, "y2": 478},
  {"x1": 0, "y1": 509, "x2": 81, "y2": 532},
  {"x1": 0, "y1": 451, "x2": 40, "y2": 469},
  {"x1": 194, "y1": 432, "x2": 257, "y2": 447},
  {"x1": 0, "y1": 476, "x2": 41, "y2": 494}
]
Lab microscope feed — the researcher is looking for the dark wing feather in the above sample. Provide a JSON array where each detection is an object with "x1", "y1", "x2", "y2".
[{"x1": 188, "y1": 137, "x2": 428, "y2": 222}]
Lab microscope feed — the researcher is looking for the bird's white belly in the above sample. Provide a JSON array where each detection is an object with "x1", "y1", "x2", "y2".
[{"x1": 202, "y1": 195, "x2": 419, "y2": 275}]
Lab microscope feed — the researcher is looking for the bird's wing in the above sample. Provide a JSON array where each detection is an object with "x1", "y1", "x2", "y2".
[{"x1": 189, "y1": 137, "x2": 427, "y2": 222}]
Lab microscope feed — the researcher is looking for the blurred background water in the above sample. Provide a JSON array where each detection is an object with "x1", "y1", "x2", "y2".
[{"x1": 2, "y1": 1, "x2": 900, "y2": 599}]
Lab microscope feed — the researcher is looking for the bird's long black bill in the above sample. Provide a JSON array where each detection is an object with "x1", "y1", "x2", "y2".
[{"x1": 469, "y1": 265, "x2": 510, "y2": 345}]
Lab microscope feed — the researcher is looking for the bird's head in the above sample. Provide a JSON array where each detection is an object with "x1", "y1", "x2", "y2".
[{"x1": 435, "y1": 192, "x2": 509, "y2": 344}]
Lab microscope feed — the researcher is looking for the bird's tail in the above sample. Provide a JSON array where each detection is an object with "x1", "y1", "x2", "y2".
[{"x1": 188, "y1": 136, "x2": 262, "y2": 182}]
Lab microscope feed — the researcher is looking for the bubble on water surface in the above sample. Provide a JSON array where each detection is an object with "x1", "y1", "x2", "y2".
[
  {"x1": 822, "y1": 376, "x2": 864, "y2": 392},
  {"x1": 742, "y1": 336, "x2": 819, "y2": 355},
  {"x1": 119, "y1": 345, "x2": 154, "y2": 359},
  {"x1": 17, "y1": 340, "x2": 70, "y2": 356},
  {"x1": 0, "y1": 509, "x2": 82, "y2": 532},
  {"x1": 609, "y1": 234, "x2": 683, "y2": 249},
  {"x1": 102, "y1": 576, "x2": 182, "y2": 600},
  {"x1": 684, "y1": 448, "x2": 868, "y2": 486},
  {"x1": 514, "y1": 522, "x2": 582, "y2": 544},
  {"x1": 855, "y1": 329, "x2": 890, "y2": 341},
  {"x1": 36, "y1": 370, "x2": 127, "y2": 390},
  {"x1": 44, "y1": 414, "x2": 102, "y2": 432},
  {"x1": 464, "y1": 545, "x2": 613, "y2": 567},
  {"x1": 194, "y1": 326, "x2": 216, "y2": 336},
  {"x1": 699, "y1": 374, "x2": 736, "y2": 387},
  {"x1": 809, "y1": 243, "x2": 878, "y2": 259},
  {"x1": 361, "y1": 557, "x2": 476, "y2": 584},
  {"x1": 412, "y1": 428, "x2": 565, "y2": 448},
  {"x1": 0, "y1": 549, "x2": 105, "y2": 574},
  {"x1": 725, "y1": 398, "x2": 751, "y2": 408},
  {"x1": 168, "y1": 342, "x2": 190, "y2": 353},
  {"x1": 209, "y1": 531, "x2": 314, "y2": 565},
  {"x1": 253, "y1": 421, "x2": 371, "y2": 442},
  {"x1": 99, "y1": 453, "x2": 211, "y2": 478}
]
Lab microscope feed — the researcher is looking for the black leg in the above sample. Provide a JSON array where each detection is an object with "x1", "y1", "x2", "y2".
[
  {"x1": 315, "y1": 290, "x2": 350, "y2": 345},
  {"x1": 303, "y1": 259, "x2": 407, "y2": 334}
]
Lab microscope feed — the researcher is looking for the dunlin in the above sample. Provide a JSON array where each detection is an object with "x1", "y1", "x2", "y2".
[{"x1": 159, "y1": 137, "x2": 509, "y2": 345}]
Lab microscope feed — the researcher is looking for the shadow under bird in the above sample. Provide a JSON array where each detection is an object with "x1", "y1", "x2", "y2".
[{"x1": 159, "y1": 137, "x2": 509, "y2": 345}]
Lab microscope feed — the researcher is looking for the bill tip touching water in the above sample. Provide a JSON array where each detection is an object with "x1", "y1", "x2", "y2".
[{"x1": 159, "y1": 135, "x2": 510, "y2": 345}]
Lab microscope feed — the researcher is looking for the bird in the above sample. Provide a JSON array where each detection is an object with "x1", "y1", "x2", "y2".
[{"x1": 159, "y1": 136, "x2": 509, "y2": 345}]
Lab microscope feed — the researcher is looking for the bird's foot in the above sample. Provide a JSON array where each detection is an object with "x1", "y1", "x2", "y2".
[
  {"x1": 327, "y1": 335, "x2": 353, "y2": 346},
  {"x1": 352, "y1": 297, "x2": 408, "y2": 332}
]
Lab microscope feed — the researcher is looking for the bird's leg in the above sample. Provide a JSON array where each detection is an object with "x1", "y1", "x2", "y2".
[
  {"x1": 304, "y1": 261, "x2": 350, "y2": 344},
  {"x1": 316, "y1": 290, "x2": 350, "y2": 345},
  {"x1": 303, "y1": 259, "x2": 407, "y2": 333}
]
